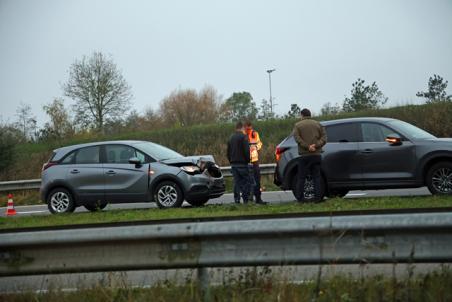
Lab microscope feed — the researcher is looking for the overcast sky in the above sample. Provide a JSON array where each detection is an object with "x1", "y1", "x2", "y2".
[{"x1": 1, "y1": 0, "x2": 451, "y2": 126}]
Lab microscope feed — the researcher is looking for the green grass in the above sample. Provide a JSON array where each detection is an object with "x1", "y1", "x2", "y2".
[
  {"x1": 1, "y1": 195, "x2": 451, "y2": 230},
  {"x1": 2, "y1": 267, "x2": 452, "y2": 302}
]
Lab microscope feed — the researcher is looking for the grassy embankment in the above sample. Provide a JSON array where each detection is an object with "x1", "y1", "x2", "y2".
[
  {"x1": 2, "y1": 102, "x2": 452, "y2": 182},
  {"x1": 2, "y1": 267, "x2": 452, "y2": 301},
  {"x1": 1, "y1": 195, "x2": 451, "y2": 230},
  {"x1": 2, "y1": 102, "x2": 452, "y2": 206}
]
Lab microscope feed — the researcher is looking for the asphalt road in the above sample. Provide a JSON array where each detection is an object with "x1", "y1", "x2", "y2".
[{"x1": 0, "y1": 187, "x2": 431, "y2": 217}]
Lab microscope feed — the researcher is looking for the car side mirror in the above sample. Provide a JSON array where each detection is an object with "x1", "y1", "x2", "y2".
[
  {"x1": 385, "y1": 134, "x2": 402, "y2": 146},
  {"x1": 128, "y1": 157, "x2": 142, "y2": 166}
]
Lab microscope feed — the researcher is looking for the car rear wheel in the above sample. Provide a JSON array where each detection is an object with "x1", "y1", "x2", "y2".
[
  {"x1": 155, "y1": 181, "x2": 184, "y2": 208},
  {"x1": 426, "y1": 162, "x2": 452, "y2": 195},
  {"x1": 84, "y1": 201, "x2": 108, "y2": 212},
  {"x1": 47, "y1": 188, "x2": 76, "y2": 214},
  {"x1": 187, "y1": 198, "x2": 209, "y2": 207},
  {"x1": 291, "y1": 174, "x2": 326, "y2": 202}
]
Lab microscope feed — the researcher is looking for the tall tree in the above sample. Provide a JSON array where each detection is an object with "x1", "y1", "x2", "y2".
[
  {"x1": 14, "y1": 102, "x2": 37, "y2": 141},
  {"x1": 41, "y1": 98, "x2": 73, "y2": 140},
  {"x1": 159, "y1": 86, "x2": 220, "y2": 127},
  {"x1": 286, "y1": 103, "x2": 301, "y2": 118},
  {"x1": 342, "y1": 78, "x2": 387, "y2": 112},
  {"x1": 63, "y1": 52, "x2": 132, "y2": 133},
  {"x1": 258, "y1": 99, "x2": 276, "y2": 120},
  {"x1": 219, "y1": 91, "x2": 258, "y2": 122},
  {"x1": 320, "y1": 102, "x2": 341, "y2": 116},
  {"x1": 416, "y1": 74, "x2": 451, "y2": 103}
]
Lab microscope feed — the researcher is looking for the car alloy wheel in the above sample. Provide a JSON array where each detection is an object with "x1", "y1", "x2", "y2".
[
  {"x1": 157, "y1": 185, "x2": 178, "y2": 206},
  {"x1": 48, "y1": 188, "x2": 75, "y2": 214},
  {"x1": 154, "y1": 181, "x2": 184, "y2": 208},
  {"x1": 431, "y1": 167, "x2": 452, "y2": 193}
]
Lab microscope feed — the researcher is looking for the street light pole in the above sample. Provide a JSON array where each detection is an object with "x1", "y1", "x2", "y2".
[{"x1": 266, "y1": 69, "x2": 275, "y2": 114}]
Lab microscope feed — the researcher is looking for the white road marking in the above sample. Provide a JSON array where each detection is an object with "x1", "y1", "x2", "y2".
[
  {"x1": 17, "y1": 210, "x2": 47, "y2": 214},
  {"x1": 345, "y1": 193, "x2": 367, "y2": 196}
]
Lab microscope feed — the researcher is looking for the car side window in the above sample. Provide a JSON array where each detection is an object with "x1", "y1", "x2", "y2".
[
  {"x1": 61, "y1": 151, "x2": 76, "y2": 164},
  {"x1": 106, "y1": 145, "x2": 147, "y2": 164},
  {"x1": 361, "y1": 123, "x2": 394, "y2": 142},
  {"x1": 75, "y1": 146, "x2": 100, "y2": 164},
  {"x1": 326, "y1": 123, "x2": 360, "y2": 143}
]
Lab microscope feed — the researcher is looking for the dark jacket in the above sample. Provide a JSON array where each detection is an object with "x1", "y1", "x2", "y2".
[
  {"x1": 227, "y1": 131, "x2": 250, "y2": 165},
  {"x1": 293, "y1": 117, "x2": 327, "y2": 155}
]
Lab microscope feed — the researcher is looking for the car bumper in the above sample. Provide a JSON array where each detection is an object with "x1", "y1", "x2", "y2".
[{"x1": 178, "y1": 171, "x2": 226, "y2": 201}]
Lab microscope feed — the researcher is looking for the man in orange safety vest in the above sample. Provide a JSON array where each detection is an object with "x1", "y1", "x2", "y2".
[{"x1": 244, "y1": 121, "x2": 267, "y2": 204}]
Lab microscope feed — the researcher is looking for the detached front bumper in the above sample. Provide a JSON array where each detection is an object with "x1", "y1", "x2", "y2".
[{"x1": 178, "y1": 171, "x2": 226, "y2": 202}]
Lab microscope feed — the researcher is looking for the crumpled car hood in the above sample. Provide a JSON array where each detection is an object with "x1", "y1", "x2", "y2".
[{"x1": 160, "y1": 155, "x2": 215, "y2": 166}]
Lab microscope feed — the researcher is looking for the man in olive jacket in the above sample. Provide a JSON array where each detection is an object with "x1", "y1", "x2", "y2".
[{"x1": 293, "y1": 108, "x2": 327, "y2": 202}]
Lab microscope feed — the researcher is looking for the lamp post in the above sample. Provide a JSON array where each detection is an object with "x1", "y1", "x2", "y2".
[{"x1": 266, "y1": 69, "x2": 276, "y2": 114}]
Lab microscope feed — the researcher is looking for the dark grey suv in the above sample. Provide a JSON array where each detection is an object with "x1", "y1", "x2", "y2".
[
  {"x1": 274, "y1": 117, "x2": 452, "y2": 200},
  {"x1": 41, "y1": 140, "x2": 225, "y2": 213}
]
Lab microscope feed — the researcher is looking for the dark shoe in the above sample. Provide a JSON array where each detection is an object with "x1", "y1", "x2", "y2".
[
  {"x1": 256, "y1": 200, "x2": 268, "y2": 205},
  {"x1": 234, "y1": 200, "x2": 240, "y2": 204}
]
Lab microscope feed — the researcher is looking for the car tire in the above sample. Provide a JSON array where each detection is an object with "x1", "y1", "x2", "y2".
[
  {"x1": 426, "y1": 162, "x2": 452, "y2": 195},
  {"x1": 84, "y1": 201, "x2": 108, "y2": 212},
  {"x1": 186, "y1": 198, "x2": 209, "y2": 207},
  {"x1": 328, "y1": 189, "x2": 349, "y2": 198},
  {"x1": 154, "y1": 181, "x2": 184, "y2": 208},
  {"x1": 291, "y1": 174, "x2": 326, "y2": 202},
  {"x1": 47, "y1": 187, "x2": 76, "y2": 214}
]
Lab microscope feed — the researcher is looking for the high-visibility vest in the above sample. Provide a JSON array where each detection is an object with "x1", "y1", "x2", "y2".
[{"x1": 247, "y1": 130, "x2": 262, "y2": 163}]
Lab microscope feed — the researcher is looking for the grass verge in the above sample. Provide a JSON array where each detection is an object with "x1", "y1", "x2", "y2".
[
  {"x1": 2, "y1": 267, "x2": 451, "y2": 302},
  {"x1": 1, "y1": 195, "x2": 451, "y2": 230}
]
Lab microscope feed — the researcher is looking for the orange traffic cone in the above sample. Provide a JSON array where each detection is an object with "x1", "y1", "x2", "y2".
[{"x1": 6, "y1": 194, "x2": 17, "y2": 216}]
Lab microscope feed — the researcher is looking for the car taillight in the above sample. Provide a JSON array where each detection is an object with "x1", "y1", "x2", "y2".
[
  {"x1": 275, "y1": 146, "x2": 288, "y2": 162},
  {"x1": 42, "y1": 162, "x2": 57, "y2": 171}
]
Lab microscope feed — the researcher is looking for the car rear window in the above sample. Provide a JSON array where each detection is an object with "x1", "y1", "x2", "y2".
[
  {"x1": 75, "y1": 146, "x2": 100, "y2": 164},
  {"x1": 326, "y1": 123, "x2": 360, "y2": 142}
]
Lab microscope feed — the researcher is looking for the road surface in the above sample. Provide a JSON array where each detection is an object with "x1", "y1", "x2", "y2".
[{"x1": 0, "y1": 187, "x2": 431, "y2": 217}]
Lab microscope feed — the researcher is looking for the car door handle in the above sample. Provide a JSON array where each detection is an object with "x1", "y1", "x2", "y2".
[
  {"x1": 70, "y1": 169, "x2": 80, "y2": 174},
  {"x1": 105, "y1": 170, "x2": 116, "y2": 175},
  {"x1": 361, "y1": 149, "x2": 374, "y2": 154}
]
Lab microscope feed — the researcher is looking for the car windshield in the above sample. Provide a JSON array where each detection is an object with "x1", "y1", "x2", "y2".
[
  {"x1": 388, "y1": 120, "x2": 436, "y2": 140},
  {"x1": 133, "y1": 142, "x2": 182, "y2": 161}
]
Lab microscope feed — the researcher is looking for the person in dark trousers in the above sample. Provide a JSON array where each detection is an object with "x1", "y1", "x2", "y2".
[
  {"x1": 293, "y1": 108, "x2": 327, "y2": 202},
  {"x1": 227, "y1": 121, "x2": 251, "y2": 204},
  {"x1": 244, "y1": 121, "x2": 267, "y2": 204}
]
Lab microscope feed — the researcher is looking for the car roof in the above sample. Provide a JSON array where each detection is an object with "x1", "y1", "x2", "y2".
[
  {"x1": 320, "y1": 117, "x2": 397, "y2": 126},
  {"x1": 53, "y1": 140, "x2": 148, "y2": 157}
]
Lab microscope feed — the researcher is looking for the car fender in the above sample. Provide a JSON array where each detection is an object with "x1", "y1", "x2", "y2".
[
  {"x1": 418, "y1": 151, "x2": 452, "y2": 181},
  {"x1": 42, "y1": 180, "x2": 78, "y2": 204}
]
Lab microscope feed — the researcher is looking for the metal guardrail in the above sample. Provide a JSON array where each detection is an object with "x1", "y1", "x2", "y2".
[
  {"x1": 1, "y1": 212, "x2": 451, "y2": 277},
  {"x1": 0, "y1": 164, "x2": 277, "y2": 192}
]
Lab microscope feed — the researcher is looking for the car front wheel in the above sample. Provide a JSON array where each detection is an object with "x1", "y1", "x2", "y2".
[
  {"x1": 47, "y1": 188, "x2": 76, "y2": 214},
  {"x1": 154, "y1": 181, "x2": 184, "y2": 208},
  {"x1": 426, "y1": 162, "x2": 452, "y2": 195}
]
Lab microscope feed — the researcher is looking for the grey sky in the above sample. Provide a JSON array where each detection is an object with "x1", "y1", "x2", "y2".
[{"x1": 1, "y1": 0, "x2": 451, "y2": 126}]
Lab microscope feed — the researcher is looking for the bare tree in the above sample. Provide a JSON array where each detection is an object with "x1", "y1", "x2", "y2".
[
  {"x1": 14, "y1": 102, "x2": 37, "y2": 141},
  {"x1": 63, "y1": 52, "x2": 132, "y2": 133}
]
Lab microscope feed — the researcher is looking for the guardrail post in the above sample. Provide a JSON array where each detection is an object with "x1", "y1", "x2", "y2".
[{"x1": 197, "y1": 267, "x2": 211, "y2": 302}]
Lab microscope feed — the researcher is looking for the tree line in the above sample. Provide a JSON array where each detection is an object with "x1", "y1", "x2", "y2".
[{"x1": 1, "y1": 51, "x2": 451, "y2": 147}]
